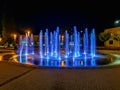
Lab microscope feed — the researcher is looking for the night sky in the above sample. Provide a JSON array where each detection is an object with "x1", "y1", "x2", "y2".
[{"x1": 0, "y1": 0, "x2": 120, "y2": 34}]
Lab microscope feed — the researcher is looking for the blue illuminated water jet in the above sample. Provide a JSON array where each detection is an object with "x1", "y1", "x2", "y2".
[{"x1": 39, "y1": 30, "x2": 43, "y2": 58}]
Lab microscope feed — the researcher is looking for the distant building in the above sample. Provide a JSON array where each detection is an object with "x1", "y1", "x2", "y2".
[{"x1": 104, "y1": 27, "x2": 120, "y2": 49}]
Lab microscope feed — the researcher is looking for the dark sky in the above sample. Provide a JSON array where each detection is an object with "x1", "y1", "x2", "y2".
[{"x1": 0, "y1": 0, "x2": 120, "y2": 34}]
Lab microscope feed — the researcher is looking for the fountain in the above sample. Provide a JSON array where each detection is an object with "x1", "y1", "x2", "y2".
[{"x1": 15, "y1": 26, "x2": 113, "y2": 67}]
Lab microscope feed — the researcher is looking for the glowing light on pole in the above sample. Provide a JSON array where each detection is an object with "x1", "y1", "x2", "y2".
[
  {"x1": 27, "y1": 31, "x2": 30, "y2": 36},
  {"x1": 13, "y1": 34, "x2": 17, "y2": 43}
]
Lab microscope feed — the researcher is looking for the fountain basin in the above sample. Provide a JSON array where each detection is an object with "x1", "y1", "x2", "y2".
[{"x1": 10, "y1": 53, "x2": 115, "y2": 68}]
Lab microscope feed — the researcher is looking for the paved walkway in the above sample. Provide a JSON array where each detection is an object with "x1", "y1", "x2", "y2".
[
  {"x1": 0, "y1": 62, "x2": 120, "y2": 90},
  {"x1": 0, "y1": 49, "x2": 120, "y2": 90}
]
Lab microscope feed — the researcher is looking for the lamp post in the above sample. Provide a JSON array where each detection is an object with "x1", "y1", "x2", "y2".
[
  {"x1": 25, "y1": 28, "x2": 32, "y2": 37},
  {"x1": 0, "y1": 35, "x2": 2, "y2": 43},
  {"x1": 13, "y1": 34, "x2": 17, "y2": 42},
  {"x1": 13, "y1": 34, "x2": 17, "y2": 48},
  {"x1": 0, "y1": 37, "x2": 2, "y2": 45},
  {"x1": 0, "y1": 37, "x2": 2, "y2": 42},
  {"x1": 27, "y1": 31, "x2": 30, "y2": 36}
]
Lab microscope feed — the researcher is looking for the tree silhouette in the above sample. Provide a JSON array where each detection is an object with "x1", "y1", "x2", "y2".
[
  {"x1": 113, "y1": 33, "x2": 120, "y2": 41},
  {"x1": 1, "y1": 1, "x2": 17, "y2": 46},
  {"x1": 98, "y1": 32, "x2": 111, "y2": 42}
]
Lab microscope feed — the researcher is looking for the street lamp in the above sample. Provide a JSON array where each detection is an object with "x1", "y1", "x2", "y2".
[
  {"x1": 27, "y1": 31, "x2": 30, "y2": 36},
  {"x1": 0, "y1": 35, "x2": 2, "y2": 43},
  {"x1": 13, "y1": 34, "x2": 17, "y2": 47},
  {"x1": 0, "y1": 37, "x2": 2, "y2": 46},
  {"x1": 114, "y1": 20, "x2": 120, "y2": 27},
  {"x1": 13, "y1": 34, "x2": 17, "y2": 42},
  {"x1": 25, "y1": 28, "x2": 32, "y2": 37},
  {"x1": 0, "y1": 37, "x2": 2, "y2": 42}
]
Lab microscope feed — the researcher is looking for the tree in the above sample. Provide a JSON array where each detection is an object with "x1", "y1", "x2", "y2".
[
  {"x1": 1, "y1": 2, "x2": 17, "y2": 46},
  {"x1": 114, "y1": 33, "x2": 120, "y2": 41},
  {"x1": 98, "y1": 32, "x2": 111, "y2": 42},
  {"x1": 2, "y1": 15, "x2": 17, "y2": 45}
]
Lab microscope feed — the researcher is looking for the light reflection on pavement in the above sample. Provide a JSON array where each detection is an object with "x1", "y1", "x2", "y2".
[
  {"x1": 0, "y1": 48, "x2": 17, "y2": 61},
  {"x1": 97, "y1": 50, "x2": 120, "y2": 67}
]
